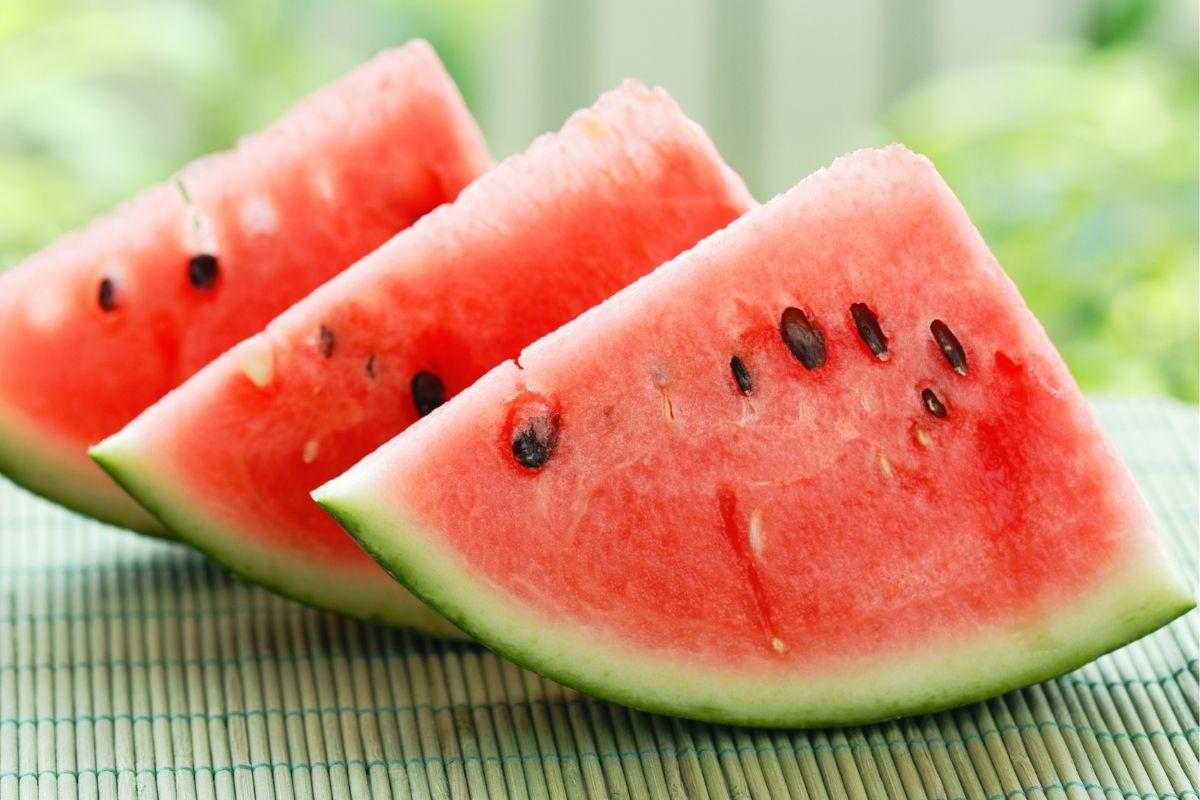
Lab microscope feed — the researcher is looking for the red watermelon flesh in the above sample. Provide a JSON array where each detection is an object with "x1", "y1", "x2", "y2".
[
  {"x1": 315, "y1": 145, "x2": 1194, "y2": 726},
  {"x1": 0, "y1": 41, "x2": 489, "y2": 533},
  {"x1": 91, "y1": 82, "x2": 755, "y2": 631}
]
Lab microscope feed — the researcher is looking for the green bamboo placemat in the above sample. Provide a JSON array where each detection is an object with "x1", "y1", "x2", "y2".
[{"x1": 0, "y1": 397, "x2": 1196, "y2": 800}]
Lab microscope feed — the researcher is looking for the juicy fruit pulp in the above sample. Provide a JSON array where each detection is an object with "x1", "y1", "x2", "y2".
[
  {"x1": 91, "y1": 81, "x2": 755, "y2": 631},
  {"x1": 0, "y1": 41, "x2": 489, "y2": 532},
  {"x1": 316, "y1": 145, "x2": 1194, "y2": 726}
]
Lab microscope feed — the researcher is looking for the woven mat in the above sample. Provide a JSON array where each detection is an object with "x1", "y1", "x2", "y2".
[{"x1": 0, "y1": 398, "x2": 1196, "y2": 800}]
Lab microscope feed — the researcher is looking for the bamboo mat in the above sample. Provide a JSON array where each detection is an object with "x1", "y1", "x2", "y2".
[{"x1": 0, "y1": 397, "x2": 1196, "y2": 800}]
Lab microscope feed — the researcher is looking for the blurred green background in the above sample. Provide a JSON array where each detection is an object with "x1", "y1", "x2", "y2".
[{"x1": 0, "y1": 0, "x2": 1195, "y2": 400}]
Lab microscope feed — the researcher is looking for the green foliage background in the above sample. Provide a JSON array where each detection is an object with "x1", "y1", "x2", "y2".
[
  {"x1": 885, "y1": 12, "x2": 1198, "y2": 401},
  {"x1": 0, "y1": 0, "x2": 500, "y2": 263},
  {"x1": 0, "y1": 0, "x2": 1195, "y2": 401}
]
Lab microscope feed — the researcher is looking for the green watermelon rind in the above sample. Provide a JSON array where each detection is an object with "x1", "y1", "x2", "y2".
[
  {"x1": 314, "y1": 477, "x2": 1195, "y2": 729},
  {"x1": 0, "y1": 400, "x2": 166, "y2": 534},
  {"x1": 90, "y1": 437, "x2": 466, "y2": 637}
]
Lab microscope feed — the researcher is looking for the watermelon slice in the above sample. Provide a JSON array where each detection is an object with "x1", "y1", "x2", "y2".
[
  {"x1": 0, "y1": 41, "x2": 489, "y2": 533},
  {"x1": 90, "y1": 82, "x2": 755, "y2": 631},
  {"x1": 314, "y1": 145, "x2": 1194, "y2": 726}
]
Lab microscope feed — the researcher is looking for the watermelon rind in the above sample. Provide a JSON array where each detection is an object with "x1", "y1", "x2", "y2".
[
  {"x1": 91, "y1": 439, "x2": 464, "y2": 636},
  {"x1": 314, "y1": 463, "x2": 1195, "y2": 728},
  {"x1": 0, "y1": 401, "x2": 164, "y2": 533}
]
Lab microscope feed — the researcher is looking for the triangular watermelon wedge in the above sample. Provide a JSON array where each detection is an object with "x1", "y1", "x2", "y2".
[
  {"x1": 90, "y1": 82, "x2": 754, "y2": 631},
  {"x1": 0, "y1": 41, "x2": 489, "y2": 533},
  {"x1": 315, "y1": 145, "x2": 1194, "y2": 727}
]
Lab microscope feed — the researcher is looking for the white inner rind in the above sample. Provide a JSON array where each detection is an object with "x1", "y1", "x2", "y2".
[
  {"x1": 91, "y1": 429, "x2": 464, "y2": 637},
  {"x1": 315, "y1": 471, "x2": 1195, "y2": 728},
  {"x1": 0, "y1": 399, "x2": 165, "y2": 534}
]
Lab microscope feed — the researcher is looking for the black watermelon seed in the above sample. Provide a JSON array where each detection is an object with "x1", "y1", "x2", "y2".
[
  {"x1": 98, "y1": 277, "x2": 117, "y2": 312},
  {"x1": 930, "y1": 319, "x2": 967, "y2": 376},
  {"x1": 779, "y1": 307, "x2": 827, "y2": 369},
  {"x1": 317, "y1": 325, "x2": 336, "y2": 358},
  {"x1": 850, "y1": 302, "x2": 889, "y2": 361},
  {"x1": 729, "y1": 356, "x2": 753, "y2": 395},
  {"x1": 365, "y1": 353, "x2": 377, "y2": 379},
  {"x1": 188, "y1": 253, "x2": 219, "y2": 289},
  {"x1": 921, "y1": 388, "x2": 948, "y2": 419},
  {"x1": 410, "y1": 371, "x2": 445, "y2": 417},
  {"x1": 512, "y1": 413, "x2": 560, "y2": 470}
]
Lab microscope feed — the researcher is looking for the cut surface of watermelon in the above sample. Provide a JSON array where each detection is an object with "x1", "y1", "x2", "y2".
[
  {"x1": 0, "y1": 41, "x2": 489, "y2": 532},
  {"x1": 315, "y1": 145, "x2": 1194, "y2": 725},
  {"x1": 91, "y1": 82, "x2": 755, "y2": 630}
]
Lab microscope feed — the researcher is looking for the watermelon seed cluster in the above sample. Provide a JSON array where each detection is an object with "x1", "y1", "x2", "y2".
[
  {"x1": 774, "y1": 304, "x2": 968, "y2": 421},
  {"x1": 312, "y1": 323, "x2": 443, "y2": 419},
  {"x1": 923, "y1": 320, "x2": 966, "y2": 419}
]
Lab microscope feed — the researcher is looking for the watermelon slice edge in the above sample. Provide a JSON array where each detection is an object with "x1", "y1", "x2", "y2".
[
  {"x1": 88, "y1": 80, "x2": 756, "y2": 629},
  {"x1": 317, "y1": 476, "x2": 1193, "y2": 727},
  {"x1": 92, "y1": 441, "x2": 463, "y2": 633}
]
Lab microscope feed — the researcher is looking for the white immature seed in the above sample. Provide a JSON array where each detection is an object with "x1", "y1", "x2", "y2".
[
  {"x1": 748, "y1": 509, "x2": 766, "y2": 557},
  {"x1": 314, "y1": 171, "x2": 336, "y2": 202},
  {"x1": 771, "y1": 638, "x2": 787, "y2": 654},
  {"x1": 238, "y1": 337, "x2": 275, "y2": 388},
  {"x1": 577, "y1": 112, "x2": 610, "y2": 142},
  {"x1": 302, "y1": 439, "x2": 320, "y2": 464},
  {"x1": 240, "y1": 197, "x2": 278, "y2": 233}
]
